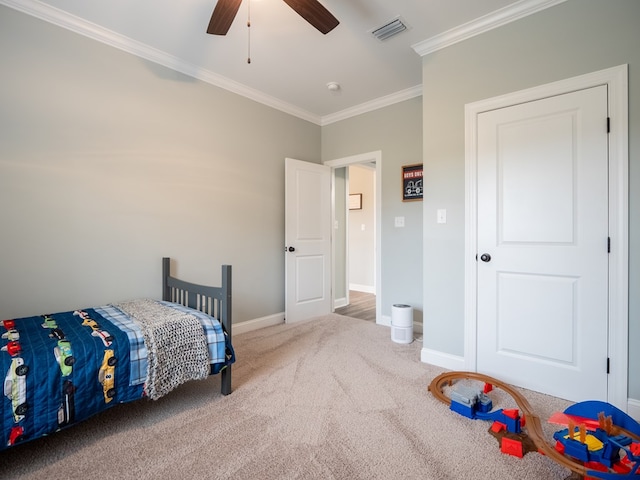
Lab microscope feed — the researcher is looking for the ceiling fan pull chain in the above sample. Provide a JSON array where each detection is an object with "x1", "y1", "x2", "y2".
[{"x1": 247, "y1": 0, "x2": 251, "y2": 64}]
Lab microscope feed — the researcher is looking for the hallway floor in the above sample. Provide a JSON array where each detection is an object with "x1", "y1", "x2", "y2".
[{"x1": 334, "y1": 291, "x2": 376, "y2": 322}]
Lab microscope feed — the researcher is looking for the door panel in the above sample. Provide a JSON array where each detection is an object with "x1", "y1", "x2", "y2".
[
  {"x1": 295, "y1": 255, "x2": 325, "y2": 302},
  {"x1": 497, "y1": 272, "x2": 576, "y2": 363},
  {"x1": 499, "y1": 113, "x2": 575, "y2": 244},
  {"x1": 285, "y1": 158, "x2": 331, "y2": 323},
  {"x1": 476, "y1": 85, "x2": 608, "y2": 402}
]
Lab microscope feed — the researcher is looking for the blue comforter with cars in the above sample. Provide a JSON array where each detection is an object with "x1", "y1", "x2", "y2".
[{"x1": 1, "y1": 301, "x2": 230, "y2": 450}]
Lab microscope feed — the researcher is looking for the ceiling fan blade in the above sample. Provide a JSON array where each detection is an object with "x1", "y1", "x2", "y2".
[
  {"x1": 207, "y1": 0, "x2": 243, "y2": 35},
  {"x1": 282, "y1": 0, "x2": 339, "y2": 34}
]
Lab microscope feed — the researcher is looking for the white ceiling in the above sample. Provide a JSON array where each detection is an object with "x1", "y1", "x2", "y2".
[{"x1": 3, "y1": 0, "x2": 565, "y2": 124}]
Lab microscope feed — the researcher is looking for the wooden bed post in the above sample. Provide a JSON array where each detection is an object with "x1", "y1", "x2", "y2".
[
  {"x1": 162, "y1": 257, "x2": 171, "y2": 302},
  {"x1": 220, "y1": 264, "x2": 232, "y2": 395}
]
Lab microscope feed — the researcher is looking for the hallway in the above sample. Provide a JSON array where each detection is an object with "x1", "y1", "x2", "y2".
[{"x1": 335, "y1": 291, "x2": 376, "y2": 322}]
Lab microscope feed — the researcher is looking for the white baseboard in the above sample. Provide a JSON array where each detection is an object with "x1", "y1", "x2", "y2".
[
  {"x1": 420, "y1": 347, "x2": 465, "y2": 370},
  {"x1": 349, "y1": 284, "x2": 375, "y2": 294},
  {"x1": 334, "y1": 297, "x2": 348, "y2": 309},
  {"x1": 234, "y1": 312, "x2": 284, "y2": 335},
  {"x1": 628, "y1": 398, "x2": 640, "y2": 421}
]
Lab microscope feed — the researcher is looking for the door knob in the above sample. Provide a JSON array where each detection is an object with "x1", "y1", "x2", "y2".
[
  {"x1": 287, "y1": 246, "x2": 295, "y2": 252},
  {"x1": 480, "y1": 253, "x2": 491, "y2": 262}
]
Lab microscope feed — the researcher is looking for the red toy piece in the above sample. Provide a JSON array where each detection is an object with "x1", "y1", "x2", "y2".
[
  {"x1": 491, "y1": 421, "x2": 506, "y2": 433},
  {"x1": 501, "y1": 437, "x2": 524, "y2": 458},
  {"x1": 503, "y1": 409, "x2": 519, "y2": 420}
]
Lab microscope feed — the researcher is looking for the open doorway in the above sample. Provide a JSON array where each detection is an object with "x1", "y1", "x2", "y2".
[
  {"x1": 335, "y1": 164, "x2": 376, "y2": 321},
  {"x1": 325, "y1": 151, "x2": 381, "y2": 324}
]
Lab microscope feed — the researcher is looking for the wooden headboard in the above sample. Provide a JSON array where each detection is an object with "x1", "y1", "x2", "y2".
[
  {"x1": 161, "y1": 257, "x2": 233, "y2": 394},
  {"x1": 161, "y1": 257, "x2": 232, "y2": 337}
]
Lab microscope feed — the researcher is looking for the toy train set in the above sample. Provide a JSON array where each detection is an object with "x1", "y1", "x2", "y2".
[{"x1": 429, "y1": 371, "x2": 640, "y2": 479}]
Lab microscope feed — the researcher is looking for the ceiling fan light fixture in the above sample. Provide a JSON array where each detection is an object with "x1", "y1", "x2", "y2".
[{"x1": 370, "y1": 16, "x2": 409, "y2": 41}]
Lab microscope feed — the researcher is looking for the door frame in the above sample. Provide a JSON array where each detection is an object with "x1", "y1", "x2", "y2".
[
  {"x1": 464, "y1": 65, "x2": 629, "y2": 409},
  {"x1": 325, "y1": 151, "x2": 382, "y2": 324}
]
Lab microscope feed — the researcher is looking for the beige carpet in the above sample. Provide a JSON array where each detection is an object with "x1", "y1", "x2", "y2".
[{"x1": 0, "y1": 314, "x2": 573, "y2": 479}]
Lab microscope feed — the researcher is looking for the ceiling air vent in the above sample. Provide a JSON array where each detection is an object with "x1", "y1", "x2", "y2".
[{"x1": 370, "y1": 17, "x2": 409, "y2": 41}]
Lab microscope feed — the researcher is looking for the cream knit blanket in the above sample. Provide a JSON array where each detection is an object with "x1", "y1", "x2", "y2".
[{"x1": 114, "y1": 299, "x2": 210, "y2": 400}]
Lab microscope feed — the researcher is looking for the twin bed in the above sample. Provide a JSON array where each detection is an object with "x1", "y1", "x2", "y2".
[{"x1": 1, "y1": 257, "x2": 234, "y2": 450}]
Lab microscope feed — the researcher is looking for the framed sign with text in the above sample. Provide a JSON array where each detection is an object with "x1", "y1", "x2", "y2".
[{"x1": 402, "y1": 164, "x2": 423, "y2": 201}]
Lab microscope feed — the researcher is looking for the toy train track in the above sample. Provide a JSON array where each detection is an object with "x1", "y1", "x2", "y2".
[{"x1": 428, "y1": 371, "x2": 640, "y2": 479}]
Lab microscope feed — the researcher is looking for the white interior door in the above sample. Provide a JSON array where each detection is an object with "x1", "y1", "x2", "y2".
[
  {"x1": 285, "y1": 158, "x2": 332, "y2": 323},
  {"x1": 476, "y1": 85, "x2": 609, "y2": 402}
]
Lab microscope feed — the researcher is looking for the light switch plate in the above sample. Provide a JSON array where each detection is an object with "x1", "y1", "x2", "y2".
[{"x1": 437, "y1": 209, "x2": 447, "y2": 224}]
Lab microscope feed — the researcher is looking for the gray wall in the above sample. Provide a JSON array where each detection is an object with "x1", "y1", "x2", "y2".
[
  {"x1": 322, "y1": 97, "x2": 424, "y2": 322},
  {"x1": 420, "y1": 0, "x2": 640, "y2": 399},
  {"x1": 0, "y1": 7, "x2": 320, "y2": 323}
]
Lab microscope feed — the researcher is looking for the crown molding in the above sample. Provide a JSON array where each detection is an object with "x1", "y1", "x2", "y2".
[
  {"x1": 411, "y1": 0, "x2": 568, "y2": 57},
  {"x1": 0, "y1": 0, "x2": 323, "y2": 124},
  {"x1": 320, "y1": 85, "x2": 423, "y2": 126}
]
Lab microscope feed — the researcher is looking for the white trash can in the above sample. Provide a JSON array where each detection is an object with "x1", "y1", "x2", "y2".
[{"x1": 391, "y1": 304, "x2": 413, "y2": 344}]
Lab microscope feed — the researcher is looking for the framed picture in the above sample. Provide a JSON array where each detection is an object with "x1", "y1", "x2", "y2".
[
  {"x1": 349, "y1": 193, "x2": 362, "y2": 210},
  {"x1": 402, "y1": 164, "x2": 423, "y2": 201}
]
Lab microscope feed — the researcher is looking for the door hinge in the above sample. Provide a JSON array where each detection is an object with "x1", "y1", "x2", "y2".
[
  {"x1": 608, "y1": 237, "x2": 611, "y2": 253},
  {"x1": 607, "y1": 357, "x2": 610, "y2": 374},
  {"x1": 607, "y1": 117, "x2": 611, "y2": 133}
]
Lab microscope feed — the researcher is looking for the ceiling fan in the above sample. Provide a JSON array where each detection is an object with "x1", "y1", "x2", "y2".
[{"x1": 207, "y1": 0, "x2": 339, "y2": 35}]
